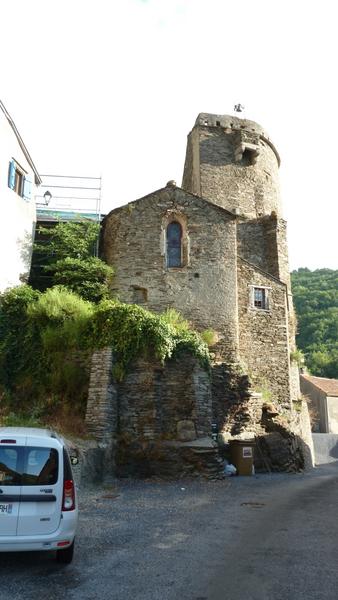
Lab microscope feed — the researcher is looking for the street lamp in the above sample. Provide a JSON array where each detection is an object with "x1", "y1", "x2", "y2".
[{"x1": 43, "y1": 190, "x2": 52, "y2": 205}]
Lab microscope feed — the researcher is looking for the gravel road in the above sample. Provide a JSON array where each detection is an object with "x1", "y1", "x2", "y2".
[{"x1": 1, "y1": 464, "x2": 338, "y2": 600}]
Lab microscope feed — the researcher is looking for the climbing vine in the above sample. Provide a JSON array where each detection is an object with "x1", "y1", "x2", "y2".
[
  {"x1": 0, "y1": 286, "x2": 210, "y2": 427},
  {"x1": 88, "y1": 301, "x2": 210, "y2": 378}
]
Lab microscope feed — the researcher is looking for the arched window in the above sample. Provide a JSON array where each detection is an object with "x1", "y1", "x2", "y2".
[{"x1": 166, "y1": 221, "x2": 182, "y2": 267}]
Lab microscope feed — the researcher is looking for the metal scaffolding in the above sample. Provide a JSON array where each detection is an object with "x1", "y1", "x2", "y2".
[{"x1": 35, "y1": 173, "x2": 102, "y2": 223}]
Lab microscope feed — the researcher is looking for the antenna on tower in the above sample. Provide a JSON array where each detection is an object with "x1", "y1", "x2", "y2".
[{"x1": 234, "y1": 103, "x2": 245, "y2": 113}]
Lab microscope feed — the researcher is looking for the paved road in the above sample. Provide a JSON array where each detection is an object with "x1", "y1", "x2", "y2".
[{"x1": 1, "y1": 463, "x2": 338, "y2": 600}]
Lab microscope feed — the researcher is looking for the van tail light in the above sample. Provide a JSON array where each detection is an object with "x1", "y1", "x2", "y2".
[
  {"x1": 62, "y1": 479, "x2": 75, "y2": 511},
  {"x1": 57, "y1": 540, "x2": 71, "y2": 547}
]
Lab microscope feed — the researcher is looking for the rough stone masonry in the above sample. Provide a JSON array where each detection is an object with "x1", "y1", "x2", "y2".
[{"x1": 85, "y1": 112, "x2": 314, "y2": 476}]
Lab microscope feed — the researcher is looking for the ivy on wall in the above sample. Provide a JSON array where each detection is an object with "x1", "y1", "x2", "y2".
[{"x1": 0, "y1": 286, "x2": 210, "y2": 428}]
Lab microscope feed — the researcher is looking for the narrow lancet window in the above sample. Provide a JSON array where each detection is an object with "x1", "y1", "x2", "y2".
[{"x1": 166, "y1": 221, "x2": 182, "y2": 267}]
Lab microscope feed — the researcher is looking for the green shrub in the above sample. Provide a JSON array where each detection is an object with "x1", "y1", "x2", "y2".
[
  {"x1": 0, "y1": 286, "x2": 91, "y2": 417},
  {"x1": 27, "y1": 286, "x2": 93, "y2": 326},
  {"x1": 0, "y1": 285, "x2": 42, "y2": 387},
  {"x1": 160, "y1": 308, "x2": 190, "y2": 332},
  {"x1": 32, "y1": 221, "x2": 113, "y2": 302},
  {"x1": 89, "y1": 300, "x2": 210, "y2": 373},
  {"x1": 35, "y1": 221, "x2": 100, "y2": 261},
  {"x1": 0, "y1": 287, "x2": 211, "y2": 433},
  {"x1": 290, "y1": 349, "x2": 305, "y2": 367},
  {"x1": 50, "y1": 257, "x2": 114, "y2": 303},
  {"x1": 1, "y1": 412, "x2": 42, "y2": 428},
  {"x1": 201, "y1": 329, "x2": 218, "y2": 347}
]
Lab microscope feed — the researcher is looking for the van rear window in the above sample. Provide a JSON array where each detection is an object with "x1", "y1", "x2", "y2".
[
  {"x1": 0, "y1": 446, "x2": 59, "y2": 486},
  {"x1": 22, "y1": 448, "x2": 59, "y2": 486},
  {"x1": 0, "y1": 446, "x2": 21, "y2": 486}
]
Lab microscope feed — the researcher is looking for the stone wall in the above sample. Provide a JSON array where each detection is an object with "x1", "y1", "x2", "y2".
[
  {"x1": 101, "y1": 185, "x2": 239, "y2": 362},
  {"x1": 118, "y1": 354, "x2": 212, "y2": 441},
  {"x1": 290, "y1": 361, "x2": 301, "y2": 403},
  {"x1": 290, "y1": 400, "x2": 315, "y2": 469},
  {"x1": 85, "y1": 348, "x2": 314, "y2": 476},
  {"x1": 211, "y1": 362, "x2": 251, "y2": 432},
  {"x1": 300, "y1": 376, "x2": 327, "y2": 432},
  {"x1": 237, "y1": 215, "x2": 290, "y2": 284},
  {"x1": 85, "y1": 348, "x2": 117, "y2": 441},
  {"x1": 327, "y1": 398, "x2": 338, "y2": 434},
  {"x1": 219, "y1": 393, "x2": 314, "y2": 473},
  {"x1": 237, "y1": 258, "x2": 291, "y2": 408},
  {"x1": 237, "y1": 216, "x2": 278, "y2": 277},
  {"x1": 182, "y1": 113, "x2": 282, "y2": 220},
  {"x1": 85, "y1": 350, "x2": 214, "y2": 477}
]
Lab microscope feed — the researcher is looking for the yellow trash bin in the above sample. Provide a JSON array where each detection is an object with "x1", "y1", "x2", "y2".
[{"x1": 229, "y1": 439, "x2": 255, "y2": 476}]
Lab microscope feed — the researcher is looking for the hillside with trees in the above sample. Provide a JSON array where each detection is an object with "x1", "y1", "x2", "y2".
[{"x1": 291, "y1": 268, "x2": 338, "y2": 378}]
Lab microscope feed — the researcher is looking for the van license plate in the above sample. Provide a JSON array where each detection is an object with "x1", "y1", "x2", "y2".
[{"x1": 0, "y1": 504, "x2": 13, "y2": 514}]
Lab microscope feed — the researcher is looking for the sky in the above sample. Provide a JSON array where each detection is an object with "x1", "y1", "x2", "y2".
[{"x1": 1, "y1": 0, "x2": 337, "y2": 271}]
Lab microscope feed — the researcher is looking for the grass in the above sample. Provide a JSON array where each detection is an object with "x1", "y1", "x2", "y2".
[{"x1": 0, "y1": 411, "x2": 42, "y2": 428}]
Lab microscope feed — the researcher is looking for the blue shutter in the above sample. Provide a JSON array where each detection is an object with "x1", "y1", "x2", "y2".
[
  {"x1": 23, "y1": 175, "x2": 33, "y2": 201},
  {"x1": 8, "y1": 160, "x2": 15, "y2": 190}
]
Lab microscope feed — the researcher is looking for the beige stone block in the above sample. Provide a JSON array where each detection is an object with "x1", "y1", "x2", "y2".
[{"x1": 176, "y1": 420, "x2": 197, "y2": 442}]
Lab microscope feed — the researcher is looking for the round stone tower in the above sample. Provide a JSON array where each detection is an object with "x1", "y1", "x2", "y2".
[{"x1": 182, "y1": 113, "x2": 282, "y2": 219}]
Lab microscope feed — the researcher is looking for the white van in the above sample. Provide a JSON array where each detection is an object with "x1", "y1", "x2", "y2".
[{"x1": 0, "y1": 427, "x2": 78, "y2": 563}]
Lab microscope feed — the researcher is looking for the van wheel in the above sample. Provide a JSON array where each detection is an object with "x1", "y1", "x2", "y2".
[{"x1": 56, "y1": 540, "x2": 74, "y2": 564}]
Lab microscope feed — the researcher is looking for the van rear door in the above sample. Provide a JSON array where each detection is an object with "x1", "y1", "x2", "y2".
[
  {"x1": 17, "y1": 441, "x2": 63, "y2": 536},
  {"x1": 0, "y1": 444, "x2": 22, "y2": 536}
]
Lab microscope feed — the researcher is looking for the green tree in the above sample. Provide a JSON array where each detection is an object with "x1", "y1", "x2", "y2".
[
  {"x1": 32, "y1": 220, "x2": 114, "y2": 302},
  {"x1": 35, "y1": 220, "x2": 100, "y2": 261},
  {"x1": 50, "y1": 257, "x2": 113, "y2": 302},
  {"x1": 291, "y1": 268, "x2": 338, "y2": 378}
]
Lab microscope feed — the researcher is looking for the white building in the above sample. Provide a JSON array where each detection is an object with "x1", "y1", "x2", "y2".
[
  {"x1": 0, "y1": 100, "x2": 41, "y2": 292},
  {"x1": 300, "y1": 374, "x2": 338, "y2": 433}
]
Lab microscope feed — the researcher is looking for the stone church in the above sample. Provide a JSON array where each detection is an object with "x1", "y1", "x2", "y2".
[{"x1": 87, "y1": 113, "x2": 312, "y2": 475}]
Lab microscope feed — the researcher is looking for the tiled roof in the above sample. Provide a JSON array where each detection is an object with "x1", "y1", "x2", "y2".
[{"x1": 301, "y1": 374, "x2": 338, "y2": 397}]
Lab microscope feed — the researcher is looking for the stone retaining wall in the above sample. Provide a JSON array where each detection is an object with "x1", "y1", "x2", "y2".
[
  {"x1": 85, "y1": 348, "x2": 313, "y2": 477},
  {"x1": 85, "y1": 347, "x2": 117, "y2": 442},
  {"x1": 85, "y1": 350, "x2": 213, "y2": 476}
]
